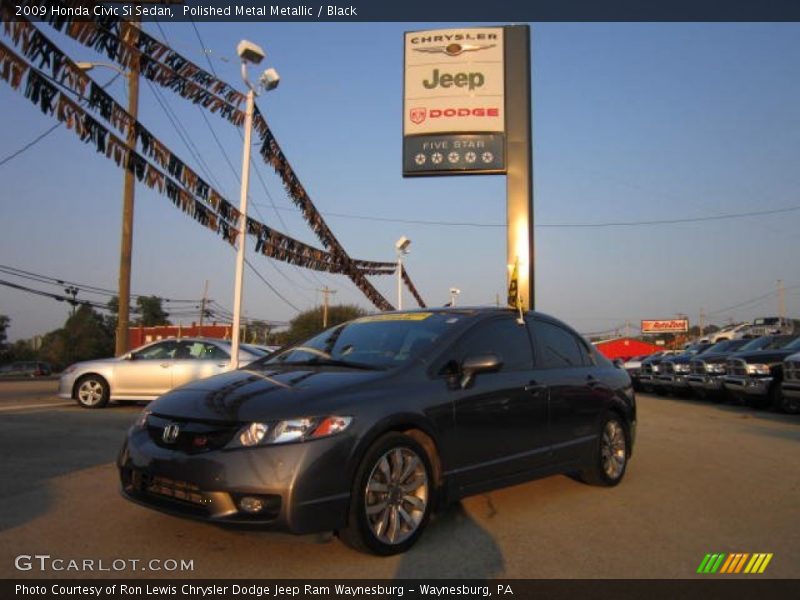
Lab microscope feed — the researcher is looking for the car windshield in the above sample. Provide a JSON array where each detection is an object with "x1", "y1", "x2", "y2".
[
  {"x1": 754, "y1": 318, "x2": 779, "y2": 326},
  {"x1": 780, "y1": 336, "x2": 800, "y2": 351},
  {"x1": 262, "y1": 312, "x2": 466, "y2": 369},
  {"x1": 706, "y1": 339, "x2": 747, "y2": 354}
]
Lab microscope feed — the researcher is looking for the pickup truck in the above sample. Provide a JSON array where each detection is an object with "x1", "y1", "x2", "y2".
[
  {"x1": 638, "y1": 351, "x2": 681, "y2": 394},
  {"x1": 685, "y1": 338, "x2": 753, "y2": 400},
  {"x1": 780, "y1": 351, "x2": 800, "y2": 414},
  {"x1": 723, "y1": 334, "x2": 800, "y2": 410},
  {"x1": 656, "y1": 342, "x2": 714, "y2": 396}
]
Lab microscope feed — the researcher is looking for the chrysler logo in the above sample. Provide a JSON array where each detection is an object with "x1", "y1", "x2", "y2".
[
  {"x1": 413, "y1": 43, "x2": 496, "y2": 57},
  {"x1": 162, "y1": 423, "x2": 180, "y2": 444}
]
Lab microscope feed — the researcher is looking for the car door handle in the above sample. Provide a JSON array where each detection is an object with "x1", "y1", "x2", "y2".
[
  {"x1": 587, "y1": 374, "x2": 602, "y2": 388},
  {"x1": 217, "y1": 363, "x2": 228, "y2": 367},
  {"x1": 525, "y1": 381, "x2": 547, "y2": 393},
  {"x1": 159, "y1": 363, "x2": 170, "y2": 368}
]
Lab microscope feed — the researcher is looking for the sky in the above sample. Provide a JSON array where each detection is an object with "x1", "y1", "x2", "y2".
[{"x1": 1, "y1": 21, "x2": 799, "y2": 342}]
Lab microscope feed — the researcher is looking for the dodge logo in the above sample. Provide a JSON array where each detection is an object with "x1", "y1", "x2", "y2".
[{"x1": 410, "y1": 108, "x2": 426, "y2": 124}]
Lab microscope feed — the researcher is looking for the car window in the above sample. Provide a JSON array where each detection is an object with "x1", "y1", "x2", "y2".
[
  {"x1": 268, "y1": 312, "x2": 467, "y2": 369},
  {"x1": 529, "y1": 320, "x2": 585, "y2": 369},
  {"x1": 454, "y1": 317, "x2": 534, "y2": 371},
  {"x1": 174, "y1": 341, "x2": 230, "y2": 360},
  {"x1": 136, "y1": 341, "x2": 177, "y2": 360}
]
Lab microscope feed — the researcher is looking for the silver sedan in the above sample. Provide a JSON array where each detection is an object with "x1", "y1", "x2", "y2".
[{"x1": 58, "y1": 338, "x2": 264, "y2": 408}]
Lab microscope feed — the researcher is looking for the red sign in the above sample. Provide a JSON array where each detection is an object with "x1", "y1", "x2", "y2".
[{"x1": 641, "y1": 319, "x2": 689, "y2": 334}]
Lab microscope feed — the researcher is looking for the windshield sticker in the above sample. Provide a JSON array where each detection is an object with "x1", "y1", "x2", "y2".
[{"x1": 357, "y1": 312, "x2": 433, "y2": 323}]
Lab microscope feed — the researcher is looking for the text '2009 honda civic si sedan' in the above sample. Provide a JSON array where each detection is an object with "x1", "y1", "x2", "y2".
[{"x1": 118, "y1": 308, "x2": 636, "y2": 555}]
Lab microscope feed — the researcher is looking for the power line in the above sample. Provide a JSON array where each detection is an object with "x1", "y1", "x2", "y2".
[
  {"x1": 257, "y1": 203, "x2": 800, "y2": 229},
  {"x1": 0, "y1": 72, "x2": 121, "y2": 168},
  {"x1": 0, "y1": 264, "x2": 202, "y2": 303}
]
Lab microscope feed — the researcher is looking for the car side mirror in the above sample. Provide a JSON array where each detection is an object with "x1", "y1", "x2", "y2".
[
  {"x1": 613, "y1": 358, "x2": 624, "y2": 369},
  {"x1": 460, "y1": 353, "x2": 503, "y2": 389},
  {"x1": 125, "y1": 352, "x2": 136, "y2": 360}
]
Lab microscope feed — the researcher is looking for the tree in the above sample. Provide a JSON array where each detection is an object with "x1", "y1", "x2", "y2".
[
  {"x1": 284, "y1": 304, "x2": 367, "y2": 345},
  {"x1": 135, "y1": 296, "x2": 170, "y2": 326},
  {"x1": 38, "y1": 304, "x2": 115, "y2": 369},
  {"x1": 0, "y1": 314, "x2": 9, "y2": 353},
  {"x1": 246, "y1": 319, "x2": 272, "y2": 344}
]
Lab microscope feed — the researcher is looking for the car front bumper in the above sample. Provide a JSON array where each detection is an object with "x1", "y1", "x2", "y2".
[
  {"x1": 57, "y1": 374, "x2": 76, "y2": 399},
  {"x1": 781, "y1": 382, "x2": 800, "y2": 399},
  {"x1": 687, "y1": 374, "x2": 726, "y2": 392},
  {"x1": 656, "y1": 373, "x2": 692, "y2": 389},
  {"x1": 117, "y1": 428, "x2": 353, "y2": 535},
  {"x1": 723, "y1": 376, "x2": 773, "y2": 397}
]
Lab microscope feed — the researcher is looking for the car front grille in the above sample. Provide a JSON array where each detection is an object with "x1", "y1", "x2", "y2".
[
  {"x1": 785, "y1": 360, "x2": 800, "y2": 382},
  {"x1": 661, "y1": 362, "x2": 674, "y2": 374},
  {"x1": 142, "y1": 473, "x2": 207, "y2": 506},
  {"x1": 146, "y1": 415, "x2": 239, "y2": 454},
  {"x1": 727, "y1": 359, "x2": 747, "y2": 377},
  {"x1": 691, "y1": 360, "x2": 706, "y2": 375}
]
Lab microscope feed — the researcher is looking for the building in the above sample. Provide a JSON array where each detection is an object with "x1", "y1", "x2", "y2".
[
  {"x1": 593, "y1": 337, "x2": 662, "y2": 361},
  {"x1": 127, "y1": 324, "x2": 231, "y2": 350}
]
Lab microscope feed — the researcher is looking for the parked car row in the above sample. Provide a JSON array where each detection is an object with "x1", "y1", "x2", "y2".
[
  {"x1": 0, "y1": 360, "x2": 52, "y2": 378},
  {"x1": 630, "y1": 334, "x2": 800, "y2": 414}
]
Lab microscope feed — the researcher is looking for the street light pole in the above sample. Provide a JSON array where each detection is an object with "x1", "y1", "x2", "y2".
[
  {"x1": 230, "y1": 81, "x2": 256, "y2": 370},
  {"x1": 230, "y1": 40, "x2": 279, "y2": 369}
]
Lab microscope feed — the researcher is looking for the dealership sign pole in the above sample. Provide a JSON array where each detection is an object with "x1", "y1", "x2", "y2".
[{"x1": 403, "y1": 25, "x2": 534, "y2": 309}]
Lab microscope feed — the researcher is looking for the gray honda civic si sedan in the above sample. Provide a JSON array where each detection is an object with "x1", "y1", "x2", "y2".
[{"x1": 118, "y1": 308, "x2": 636, "y2": 555}]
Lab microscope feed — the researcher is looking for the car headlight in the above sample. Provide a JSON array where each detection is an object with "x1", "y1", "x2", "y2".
[
  {"x1": 229, "y1": 416, "x2": 352, "y2": 448},
  {"x1": 706, "y1": 363, "x2": 726, "y2": 374},
  {"x1": 674, "y1": 363, "x2": 690, "y2": 373},
  {"x1": 134, "y1": 409, "x2": 151, "y2": 430},
  {"x1": 652, "y1": 365, "x2": 661, "y2": 373},
  {"x1": 746, "y1": 364, "x2": 771, "y2": 376}
]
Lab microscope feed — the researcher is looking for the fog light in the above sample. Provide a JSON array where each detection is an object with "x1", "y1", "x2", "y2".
[{"x1": 239, "y1": 496, "x2": 265, "y2": 514}]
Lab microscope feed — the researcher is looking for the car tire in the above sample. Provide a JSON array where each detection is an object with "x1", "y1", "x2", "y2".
[
  {"x1": 74, "y1": 375, "x2": 110, "y2": 409},
  {"x1": 578, "y1": 414, "x2": 628, "y2": 487},
  {"x1": 339, "y1": 432, "x2": 435, "y2": 556},
  {"x1": 779, "y1": 391, "x2": 800, "y2": 414}
]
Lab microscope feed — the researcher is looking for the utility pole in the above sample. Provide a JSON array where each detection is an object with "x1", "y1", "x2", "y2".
[
  {"x1": 778, "y1": 279, "x2": 786, "y2": 320},
  {"x1": 198, "y1": 280, "x2": 209, "y2": 336},
  {"x1": 699, "y1": 308, "x2": 705, "y2": 338},
  {"x1": 318, "y1": 286, "x2": 337, "y2": 328},
  {"x1": 114, "y1": 15, "x2": 140, "y2": 357}
]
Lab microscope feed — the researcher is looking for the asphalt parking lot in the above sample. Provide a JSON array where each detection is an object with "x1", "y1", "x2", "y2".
[{"x1": 0, "y1": 380, "x2": 797, "y2": 579}]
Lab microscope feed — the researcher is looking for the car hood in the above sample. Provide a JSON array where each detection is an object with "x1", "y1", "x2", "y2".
[
  {"x1": 693, "y1": 351, "x2": 737, "y2": 364},
  {"x1": 148, "y1": 366, "x2": 388, "y2": 422},
  {"x1": 70, "y1": 357, "x2": 120, "y2": 369},
  {"x1": 730, "y1": 350, "x2": 796, "y2": 364}
]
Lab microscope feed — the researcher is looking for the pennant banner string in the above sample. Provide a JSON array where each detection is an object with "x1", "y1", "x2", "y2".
[
  {"x1": 2, "y1": 1, "x2": 421, "y2": 310},
  {"x1": 0, "y1": 25, "x2": 398, "y2": 281}
]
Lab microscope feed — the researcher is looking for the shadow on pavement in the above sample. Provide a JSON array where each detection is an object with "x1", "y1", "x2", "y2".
[
  {"x1": 0, "y1": 407, "x2": 136, "y2": 531},
  {"x1": 394, "y1": 502, "x2": 504, "y2": 578}
]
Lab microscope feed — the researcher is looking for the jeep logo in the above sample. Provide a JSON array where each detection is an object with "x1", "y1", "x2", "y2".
[{"x1": 422, "y1": 69, "x2": 485, "y2": 91}]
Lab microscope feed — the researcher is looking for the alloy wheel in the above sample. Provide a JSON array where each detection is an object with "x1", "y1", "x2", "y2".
[
  {"x1": 78, "y1": 379, "x2": 105, "y2": 406},
  {"x1": 364, "y1": 447, "x2": 428, "y2": 545},
  {"x1": 601, "y1": 420, "x2": 626, "y2": 480}
]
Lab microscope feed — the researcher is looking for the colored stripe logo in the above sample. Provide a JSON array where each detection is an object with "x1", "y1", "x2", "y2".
[{"x1": 697, "y1": 553, "x2": 773, "y2": 574}]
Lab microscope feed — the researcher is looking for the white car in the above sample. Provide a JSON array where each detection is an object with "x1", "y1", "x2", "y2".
[{"x1": 58, "y1": 338, "x2": 263, "y2": 408}]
